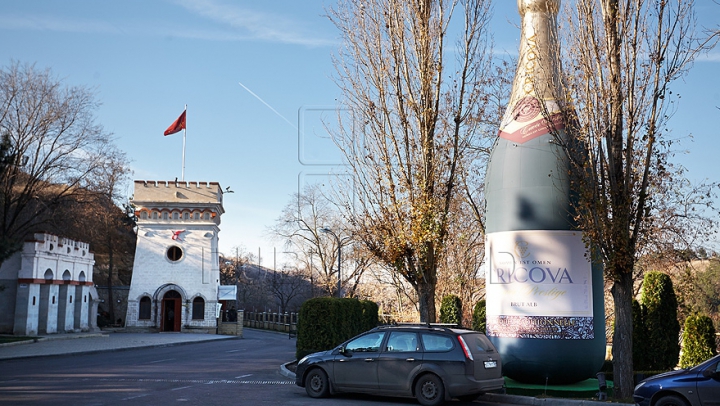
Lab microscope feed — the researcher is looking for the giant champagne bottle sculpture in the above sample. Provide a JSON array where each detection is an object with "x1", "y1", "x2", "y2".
[{"x1": 484, "y1": 0, "x2": 605, "y2": 384}]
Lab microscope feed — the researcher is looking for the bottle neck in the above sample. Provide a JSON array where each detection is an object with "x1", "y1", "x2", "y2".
[
  {"x1": 510, "y1": 7, "x2": 559, "y2": 107},
  {"x1": 498, "y1": 3, "x2": 564, "y2": 143}
]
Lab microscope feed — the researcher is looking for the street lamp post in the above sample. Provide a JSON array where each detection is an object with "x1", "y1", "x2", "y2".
[{"x1": 320, "y1": 227, "x2": 342, "y2": 297}]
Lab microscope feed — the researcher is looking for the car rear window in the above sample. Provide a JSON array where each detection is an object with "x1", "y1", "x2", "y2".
[
  {"x1": 461, "y1": 333, "x2": 495, "y2": 353},
  {"x1": 421, "y1": 333, "x2": 454, "y2": 352}
]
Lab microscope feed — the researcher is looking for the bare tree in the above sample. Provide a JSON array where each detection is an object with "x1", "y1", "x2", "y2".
[
  {"x1": 0, "y1": 61, "x2": 129, "y2": 267},
  {"x1": 84, "y1": 152, "x2": 134, "y2": 323},
  {"x1": 270, "y1": 184, "x2": 367, "y2": 297},
  {"x1": 328, "y1": 0, "x2": 499, "y2": 322},
  {"x1": 556, "y1": 0, "x2": 719, "y2": 397},
  {"x1": 267, "y1": 267, "x2": 310, "y2": 314}
]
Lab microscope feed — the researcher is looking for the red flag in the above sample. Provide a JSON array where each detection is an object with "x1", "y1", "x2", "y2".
[{"x1": 164, "y1": 110, "x2": 186, "y2": 136}]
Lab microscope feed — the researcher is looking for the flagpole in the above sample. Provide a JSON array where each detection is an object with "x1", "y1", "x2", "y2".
[{"x1": 181, "y1": 104, "x2": 187, "y2": 181}]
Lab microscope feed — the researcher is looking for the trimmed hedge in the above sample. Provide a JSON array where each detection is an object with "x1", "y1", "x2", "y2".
[
  {"x1": 439, "y1": 294, "x2": 462, "y2": 326},
  {"x1": 472, "y1": 300, "x2": 486, "y2": 333},
  {"x1": 679, "y1": 313, "x2": 717, "y2": 368},
  {"x1": 296, "y1": 297, "x2": 378, "y2": 359}
]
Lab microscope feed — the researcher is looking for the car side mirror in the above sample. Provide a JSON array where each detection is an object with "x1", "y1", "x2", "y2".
[
  {"x1": 702, "y1": 368, "x2": 717, "y2": 378},
  {"x1": 340, "y1": 347, "x2": 351, "y2": 357}
]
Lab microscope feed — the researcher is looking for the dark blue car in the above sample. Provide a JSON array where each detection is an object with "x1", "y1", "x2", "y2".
[
  {"x1": 633, "y1": 353, "x2": 720, "y2": 406},
  {"x1": 295, "y1": 324, "x2": 504, "y2": 406}
]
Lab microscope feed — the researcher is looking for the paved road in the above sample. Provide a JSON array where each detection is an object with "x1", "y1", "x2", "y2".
[
  {"x1": 0, "y1": 329, "x2": 618, "y2": 406},
  {"x1": 0, "y1": 329, "x2": 294, "y2": 405}
]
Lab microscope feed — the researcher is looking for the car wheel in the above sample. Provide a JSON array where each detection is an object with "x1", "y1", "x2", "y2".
[
  {"x1": 655, "y1": 395, "x2": 689, "y2": 406},
  {"x1": 415, "y1": 373, "x2": 445, "y2": 406},
  {"x1": 305, "y1": 368, "x2": 330, "y2": 398}
]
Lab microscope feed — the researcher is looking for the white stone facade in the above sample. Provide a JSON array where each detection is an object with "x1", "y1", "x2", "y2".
[
  {"x1": 0, "y1": 233, "x2": 96, "y2": 336},
  {"x1": 125, "y1": 180, "x2": 225, "y2": 333}
]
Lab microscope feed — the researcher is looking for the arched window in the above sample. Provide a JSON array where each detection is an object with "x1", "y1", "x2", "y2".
[
  {"x1": 192, "y1": 297, "x2": 205, "y2": 320},
  {"x1": 62, "y1": 270, "x2": 71, "y2": 281},
  {"x1": 139, "y1": 297, "x2": 152, "y2": 320}
]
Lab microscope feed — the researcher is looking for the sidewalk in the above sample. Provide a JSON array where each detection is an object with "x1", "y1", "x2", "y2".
[{"x1": 0, "y1": 331, "x2": 236, "y2": 360}]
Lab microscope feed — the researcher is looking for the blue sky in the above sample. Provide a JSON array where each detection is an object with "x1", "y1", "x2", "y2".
[{"x1": 1, "y1": 0, "x2": 718, "y2": 266}]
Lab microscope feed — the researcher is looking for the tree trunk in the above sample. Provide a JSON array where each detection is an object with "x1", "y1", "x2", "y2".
[
  {"x1": 611, "y1": 270, "x2": 634, "y2": 399},
  {"x1": 417, "y1": 279, "x2": 437, "y2": 323}
]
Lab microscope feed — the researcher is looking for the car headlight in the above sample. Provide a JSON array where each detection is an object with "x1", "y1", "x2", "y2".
[
  {"x1": 298, "y1": 356, "x2": 310, "y2": 365},
  {"x1": 634, "y1": 381, "x2": 646, "y2": 391}
]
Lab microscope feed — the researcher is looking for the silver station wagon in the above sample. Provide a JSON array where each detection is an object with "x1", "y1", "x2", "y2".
[{"x1": 295, "y1": 324, "x2": 504, "y2": 406}]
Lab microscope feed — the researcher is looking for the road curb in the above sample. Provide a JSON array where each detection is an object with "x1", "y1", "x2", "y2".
[
  {"x1": 479, "y1": 393, "x2": 631, "y2": 405},
  {"x1": 0, "y1": 332, "x2": 108, "y2": 348},
  {"x1": 280, "y1": 361, "x2": 296, "y2": 379}
]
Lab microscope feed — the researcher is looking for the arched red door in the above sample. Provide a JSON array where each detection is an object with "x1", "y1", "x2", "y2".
[{"x1": 161, "y1": 290, "x2": 182, "y2": 332}]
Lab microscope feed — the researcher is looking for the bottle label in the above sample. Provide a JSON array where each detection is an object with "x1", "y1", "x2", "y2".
[
  {"x1": 485, "y1": 230, "x2": 594, "y2": 339},
  {"x1": 498, "y1": 96, "x2": 565, "y2": 144}
]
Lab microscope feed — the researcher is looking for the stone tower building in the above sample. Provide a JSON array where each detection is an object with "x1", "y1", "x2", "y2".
[{"x1": 125, "y1": 180, "x2": 225, "y2": 333}]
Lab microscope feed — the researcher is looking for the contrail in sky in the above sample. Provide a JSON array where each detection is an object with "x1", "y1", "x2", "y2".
[{"x1": 238, "y1": 82, "x2": 297, "y2": 130}]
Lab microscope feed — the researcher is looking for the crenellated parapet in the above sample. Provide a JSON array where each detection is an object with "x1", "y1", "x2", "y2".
[
  {"x1": 17, "y1": 233, "x2": 95, "y2": 284},
  {"x1": 132, "y1": 180, "x2": 225, "y2": 225},
  {"x1": 0, "y1": 232, "x2": 96, "y2": 335}
]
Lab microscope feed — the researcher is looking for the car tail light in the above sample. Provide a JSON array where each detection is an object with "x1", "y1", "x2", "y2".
[{"x1": 457, "y1": 335, "x2": 474, "y2": 360}]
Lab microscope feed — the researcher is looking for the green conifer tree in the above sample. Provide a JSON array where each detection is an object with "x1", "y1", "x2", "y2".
[
  {"x1": 640, "y1": 271, "x2": 681, "y2": 370},
  {"x1": 679, "y1": 313, "x2": 717, "y2": 368},
  {"x1": 439, "y1": 295, "x2": 462, "y2": 326},
  {"x1": 632, "y1": 298, "x2": 649, "y2": 370},
  {"x1": 472, "y1": 300, "x2": 486, "y2": 333}
]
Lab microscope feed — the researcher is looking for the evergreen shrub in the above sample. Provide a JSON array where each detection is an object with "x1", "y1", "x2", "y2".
[
  {"x1": 640, "y1": 271, "x2": 680, "y2": 370},
  {"x1": 439, "y1": 294, "x2": 462, "y2": 326},
  {"x1": 679, "y1": 313, "x2": 717, "y2": 368},
  {"x1": 632, "y1": 298, "x2": 649, "y2": 370},
  {"x1": 472, "y1": 300, "x2": 486, "y2": 333},
  {"x1": 296, "y1": 297, "x2": 378, "y2": 359}
]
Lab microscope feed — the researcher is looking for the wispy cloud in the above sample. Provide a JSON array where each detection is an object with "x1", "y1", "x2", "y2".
[
  {"x1": 0, "y1": 0, "x2": 336, "y2": 48},
  {"x1": 0, "y1": 14, "x2": 122, "y2": 35},
  {"x1": 171, "y1": 0, "x2": 336, "y2": 47},
  {"x1": 696, "y1": 50, "x2": 720, "y2": 63}
]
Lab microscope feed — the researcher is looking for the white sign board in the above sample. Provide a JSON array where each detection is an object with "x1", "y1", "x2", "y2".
[
  {"x1": 485, "y1": 230, "x2": 594, "y2": 339},
  {"x1": 218, "y1": 285, "x2": 237, "y2": 301}
]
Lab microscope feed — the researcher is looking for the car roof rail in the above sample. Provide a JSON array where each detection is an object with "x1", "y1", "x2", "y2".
[{"x1": 374, "y1": 322, "x2": 464, "y2": 331}]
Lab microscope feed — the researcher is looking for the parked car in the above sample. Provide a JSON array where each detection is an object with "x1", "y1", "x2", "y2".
[
  {"x1": 295, "y1": 324, "x2": 504, "y2": 406},
  {"x1": 633, "y1": 353, "x2": 720, "y2": 406}
]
